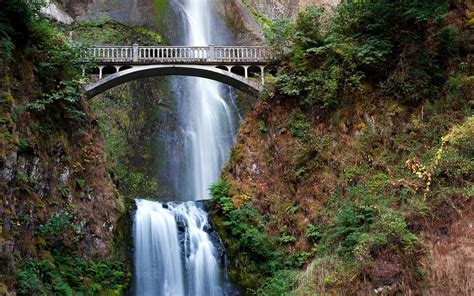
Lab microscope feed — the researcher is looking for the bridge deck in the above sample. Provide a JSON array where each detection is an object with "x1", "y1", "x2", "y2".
[{"x1": 84, "y1": 45, "x2": 274, "y2": 65}]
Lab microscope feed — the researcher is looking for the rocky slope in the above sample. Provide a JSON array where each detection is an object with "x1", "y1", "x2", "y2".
[{"x1": 210, "y1": 1, "x2": 473, "y2": 295}]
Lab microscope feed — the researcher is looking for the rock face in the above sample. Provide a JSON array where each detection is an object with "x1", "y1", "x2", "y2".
[
  {"x1": 41, "y1": 3, "x2": 74, "y2": 24},
  {"x1": 66, "y1": 0, "x2": 157, "y2": 28},
  {"x1": 0, "y1": 59, "x2": 123, "y2": 290},
  {"x1": 215, "y1": 0, "x2": 263, "y2": 44},
  {"x1": 246, "y1": 0, "x2": 339, "y2": 19},
  {"x1": 0, "y1": 103, "x2": 120, "y2": 258}
]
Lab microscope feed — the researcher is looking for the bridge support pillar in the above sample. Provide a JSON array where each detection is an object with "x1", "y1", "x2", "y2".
[
  {"x1": 114, "y1": 66, "x2": 121, "y2": 73},
  {"x1": 260, "y1": 66, "x2": 265, "y2": 85},
  {"x1": 243, "y1": 66, "x2": 249, "y2": 79},
  {"x1": 98, "y1": 66, "x2": 104, "y2": 79}
]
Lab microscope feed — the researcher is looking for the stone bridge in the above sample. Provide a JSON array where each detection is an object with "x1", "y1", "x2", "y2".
[{"x1": 82, "y1": 44, "x2": 274, "y2": 98}]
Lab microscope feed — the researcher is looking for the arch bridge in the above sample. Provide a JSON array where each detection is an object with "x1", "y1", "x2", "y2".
[{"x1": 82, "y1": 44, "x2": 274, "y2": 98}]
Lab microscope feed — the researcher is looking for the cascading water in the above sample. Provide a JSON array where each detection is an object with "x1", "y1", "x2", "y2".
[
  {"x1": 180, "y1": 0, "x2": 236, "y2": 200},
  {"x1": 133, "y1": 0, "x2": 239, "y2": 295},
  {"x1": 133, "y1": 200, "x2": 185, "y2": 296},
  {"x1": 134, "y1": 200, "x2": 223, "y2": 296}
]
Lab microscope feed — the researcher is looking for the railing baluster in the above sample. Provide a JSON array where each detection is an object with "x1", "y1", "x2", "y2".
[{"x1": 85, "y1": 45, "x2": 272, "y2": 71}]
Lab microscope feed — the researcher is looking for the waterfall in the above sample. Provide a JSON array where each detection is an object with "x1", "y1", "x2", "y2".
[
  {"x1": 133, "y1": 200, "x2": 223, "y2": 296},
  {"x1": 179, "y1": 0, "x2": 237, "y2": 201},
  {"x1": 133, "y1": 200, "x2": 185, "y2": 296},
  {"x1": 133, "y1": 0, "x2": 238, "y2": 295}
]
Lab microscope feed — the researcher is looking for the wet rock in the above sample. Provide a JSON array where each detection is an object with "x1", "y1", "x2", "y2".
[{"x1": 0, "y1": 150, "x2": 17, "y2": 185}]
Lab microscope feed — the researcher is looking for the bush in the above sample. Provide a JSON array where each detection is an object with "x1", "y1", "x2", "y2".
[
  {"x1": 210, "y1": 179, "x2": 234, "y2": 214},
  {"x1": 321, "y1": 191, "x2": 418, "y2": 260},
  {"x1": 37, "y1": 211, "x2": 81, "y2": 249},
  {"x1": 16, "y1": 256, "x2": 127, "y2": 295},
  {"x1": 255, "y1": 269, "x2": 298, "y2": 296},
  {"x1": 265, "y1": 1, "x2": 456, "y2": 107}
]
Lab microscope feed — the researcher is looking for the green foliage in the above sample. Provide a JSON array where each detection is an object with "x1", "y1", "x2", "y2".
[
  {"x1": 224, "y1": 204, "x2": 280, "y2": 263},
  {"x1": 290, "y1": 113, "x2": 312, "y2": 141},
  {"x1": 123, "y1": 171, "x2": 159, "y2": 198},
  {"x1": 210, "y1": 179, "x2": 235, "y2": 214},
  {"x1": 17, "y1": 137, "x2": 30, "y2": 153},
  {"x1": 306, "y1": 223, "x2": 322, "y2": 244},
  {"x1": 255, "y1": 269, "x2": 298, "y2": 296},
  {"x1": 1, "y1": 0, "x2": 89, "y2": 125},
  {"x1": 320, "y1": 191, "x2": 418, "y2": 259},
  {"x1": 240, "y1": 0, "x2": 271, "y2": 28},
  {"x1": 16, "y1": 211, "x2": 128, "y2": 295},
  {"x1": 435, "y1": 116, "x2": 474, "y2": 183},
  {"x1": 28, "y1": 80, "x2": 85, "y2": 121},
  {"x1": 211, "y1": 181, "x2": 285, "y2": 272},
  {"x1": 258, "y1": 119, "x2": 268, "y2": 134},
  {"x1": 38, "y1": 211, "x2": 81, "y2": 248},
  {"x1": 279, "y1": 226, "x2": 296, "y2": 244},
  {"x1": 76, "y1": 179, "x2": 85, "y2": 190},
  {"x1": 16, "y1": 257, "x2": 127, "y2": 295},
  {"x1": 266, "y1": 1, "x2": 457, "y2": 107},
  {"x1": 210, "y1": 179, "x2": 315, "y2": 293},
  {"x1": 13, "y1": 172, "x2": 35, "y2": 193},
  {"x1": 0, "y1": 0, "x2": 45, "y2": 66},
  {"x1": 286, "y1": 251, "x2": 311, "y2": 268},
  {"x1": 68, "y1": 19, "x2": 163, "y2": 45}
]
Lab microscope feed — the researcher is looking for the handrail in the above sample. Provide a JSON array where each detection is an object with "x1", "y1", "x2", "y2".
[{"x1": 82, "y1": 44, "x2": 274, "y2": 63}]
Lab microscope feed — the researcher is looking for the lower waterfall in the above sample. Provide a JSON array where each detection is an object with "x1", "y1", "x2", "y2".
[{"x1": 133, "y1": 199, "x2": 224, "y2": 296}]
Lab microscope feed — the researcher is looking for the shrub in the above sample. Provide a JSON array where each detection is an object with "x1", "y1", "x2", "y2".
[
  {"x1": 37, "y1": 211, "x2": 81, "y2": 249},
  {"x1": 255, "y1": 269, "x2": 298, "y2": 296},
  {"x1": 306, "y1": 223, "x2": 322, "y2": 243},
  {"x1": 266, "y1": 1, "x2": 456, "y2": 107},
  {"x1": 322, "y1": 193, "x2": 418, "y2": 260},
  {"x1": 16, "y1": 256, "x2": 127, "y2": 295},
  {"x1": 210, "y1": 179, "x2": 234, "y2": 214},
  {"x1": 290, "y1": 112, "x2": 312, "y2": 141}
]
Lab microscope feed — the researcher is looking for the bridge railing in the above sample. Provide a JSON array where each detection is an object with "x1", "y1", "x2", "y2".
[{"x1": 83, "y1": 44, "x2": 273, "y2": 64}]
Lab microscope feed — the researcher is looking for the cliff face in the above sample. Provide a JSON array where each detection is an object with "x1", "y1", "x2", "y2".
[
  {"x1": 0, "y1": 4, "x2": 129, "y2": 293},
  {"x1": 66, "y1": 0, "x2": 157, "y2": 28},
  {"x1": 245, "y1": 0, "x2": 339, "y2": 19},
  {"x1": 0, "y1": 89, "x2": 121, "y2": 258},
  {"x1": 0, "y1": 47, "x2": 125, "y2": 296}
]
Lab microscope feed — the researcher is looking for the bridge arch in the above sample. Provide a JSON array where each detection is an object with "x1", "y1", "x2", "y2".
[{"x1": 84, "y1": 64, "x2": 263, "y2": 98}]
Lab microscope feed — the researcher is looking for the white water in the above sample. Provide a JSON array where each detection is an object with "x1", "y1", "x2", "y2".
[
  {"x1": 181, "y1": 0, "x2": 236, "y2": 200},
  {"x1": 134, "y1": 200, "x2": 222, "y2": 295},
  {"x1": 133, "y1": 200, "x2": 185, "y2": 296},
  {"x1": 133, "y1": 0, "x2": 237, "y2": 295},
  {"x1": 174, "y1": 203, "x2": 222, "y2": 296}
]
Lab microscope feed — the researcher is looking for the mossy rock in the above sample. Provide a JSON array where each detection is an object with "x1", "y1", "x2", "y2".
[
  {"x1": 1, "y1": 92, "x2": 15, "y2": 105},
  {"x1": 99, "y1": 289, "x2": 122, "y2": 296},
  {"x1": 36, "y1": 236, "x2": 47, "y2": 247},
  {"x1": 39, "y1": 250, "x2": 54, "y2": 263},
  {"x1": 0, "y1": 282, "x2": 8, "y2": 295}
]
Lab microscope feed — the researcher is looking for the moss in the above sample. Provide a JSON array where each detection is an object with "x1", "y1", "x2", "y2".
[
  {"x1": 153, "y1": 0, "x2": 169, "y2": 29},
  {"x1": 67, "y1": 19, "x2": 163, "y2": 45},
  {"x1": 0, "y1": 282, "x2": 8, "y2": 295},
  {"x1": 2, "y1": 92, "x2": 14, "y2": 105},
  {"x1": 240, "y1": 0, "x2": 271, "y2": 28}
]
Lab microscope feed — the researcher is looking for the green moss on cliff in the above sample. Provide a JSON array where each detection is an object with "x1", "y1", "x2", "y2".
[{"x1": 67, "y1": 19, "x2": 163, "y2": 45}]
